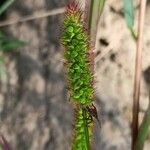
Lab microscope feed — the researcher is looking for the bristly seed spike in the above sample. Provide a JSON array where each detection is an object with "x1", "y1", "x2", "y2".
[
  {"x1": 62, "y1": 1, "x2": 95, "y2": 106},
  {"x1": 61, "y1": 1, "x2": 99, "y2": 149}
]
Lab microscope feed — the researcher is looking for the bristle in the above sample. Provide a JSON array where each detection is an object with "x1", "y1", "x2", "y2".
[
  {"x1": 67, "y1": 1, "x2": 78, "y2": 13},
  {"x1": 66, "y1": 1, "x2": 82, "y2": 18}
]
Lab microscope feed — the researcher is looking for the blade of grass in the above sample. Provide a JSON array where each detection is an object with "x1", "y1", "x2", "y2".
[
  {"x1": 132, "y1": 0, "x2": 147, "y2": 149},
  {"x1": 123, "y1": 0, "x2": 134, "y2": 29},
  {"x1": 98, "y1": 0, "x2": 106, "y2": 17},
  {"x1": 135, "y1": 88, "x2": 150, "y2": 150},
  {"x1": 0, "y1": 0, "x2": 16, "y2": 15},
  {"x1": 0, "y1": 39, "x2": 25, "y2": 51},
  {"x1": 0, "y1": 31, "x2": 25, "y2": 52},
  {"x1": 84, "y1": 0, "x2": 106, "y2": 45},
  {"x1": 123, "y1": 0, "x2": 137, "y2": 40}
]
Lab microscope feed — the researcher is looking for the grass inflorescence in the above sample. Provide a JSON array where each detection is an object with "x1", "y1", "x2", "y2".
[
  {"x1": 62, "y1": 2, "x2": 94, "y2": 106},
  {"x1": 61, "y1": 1, "x2": 96, "y2": 150}
]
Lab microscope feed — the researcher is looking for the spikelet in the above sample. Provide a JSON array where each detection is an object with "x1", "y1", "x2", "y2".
[{"x1": 62, "y1": 2, "x2": 94, "y2": 105}]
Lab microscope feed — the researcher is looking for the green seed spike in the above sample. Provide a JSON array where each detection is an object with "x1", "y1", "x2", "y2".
[
  {"x1": 61, "y1": 2, "x2": 96, "y2": 149},
  {"x1": 62, "y1": 1, "x2": 94, "y2": 106}
]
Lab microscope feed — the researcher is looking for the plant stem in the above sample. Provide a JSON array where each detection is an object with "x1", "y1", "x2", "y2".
[
  {"x1": 82, "y1": 108, "x2": 90, "y2": 150},
  {"x1": 132, "y1": 0, "x2": 147, "y2": 149},
  {"x1": 0, "y1": 7, "x2": 65, "y2": 27}
]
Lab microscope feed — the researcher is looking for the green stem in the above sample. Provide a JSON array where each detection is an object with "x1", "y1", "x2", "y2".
[{"x1": 82, "y1": 108, "x2": 90, "y2": 150}]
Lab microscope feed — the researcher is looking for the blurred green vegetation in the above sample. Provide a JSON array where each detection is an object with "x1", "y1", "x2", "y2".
[{"x1": 0, "y1": 0, "x2": 25, "y2": 82}]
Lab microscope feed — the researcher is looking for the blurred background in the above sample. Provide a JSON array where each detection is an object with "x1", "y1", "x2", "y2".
[{"x1": 0, "y1": 0, "x2": 150, "y2": 149}]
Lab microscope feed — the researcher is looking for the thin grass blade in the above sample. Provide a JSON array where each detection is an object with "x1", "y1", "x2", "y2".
[
  {"x1": 123, "y1": 0, "x2": 134, "y2": 28},
  {"x1": 135, "y1": 88, "x2": 150, "y2": 150},
  {"x1": 0, "y1": 0, "x2": 16, "y2": 15},
  {"x1": 0, "y1": 39, "x2": 25, "y2": 52},
  {"x1": 85, "y1": 0, "x2": 106, "y2": 45},
  {"x1": 0, "y1": 32, "x2": 25, "y2": 52},
  {"x1": 123, "y1": 0, "x2": 136, "y2": 39}
]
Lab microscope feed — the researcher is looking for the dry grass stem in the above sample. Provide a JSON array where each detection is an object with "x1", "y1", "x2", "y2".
[
  {"x1": 0, "y1": 7, "x2": 65, "y2": 27},
  {"x1": 132, "y1": 0, "x2": 147, "y2": 149}
]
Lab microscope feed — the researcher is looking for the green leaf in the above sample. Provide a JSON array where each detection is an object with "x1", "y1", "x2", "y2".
[
  {"x1": 0, "y1": 0, "x2": 16, "y2": 15},
  {"x1": 0, "y1": 31, "x2": 25, "y2": 52},
  {"x1": 123, "y1": 0, "x2": 134, "y2": 29},
  {"x1": 0, "y1": 39, "x2": 25, "y2": 52},
  {"x1": 86, "y1": 0, "x2": 106, "y2": 44},
  {"x1": 99, "y1": 0, "x2": 106, "y2": 16},
  {"x1": 130, "y1": 27, "x2": 137, "y2": 40}
]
